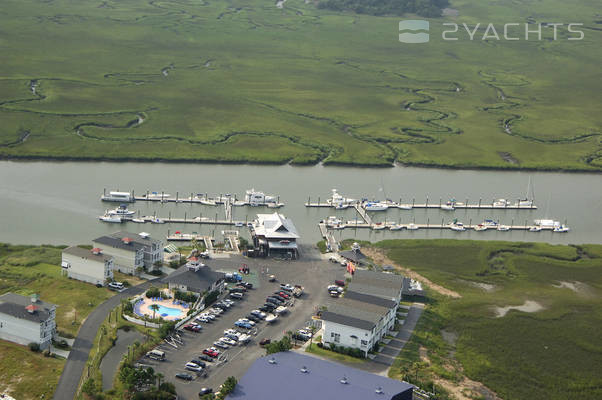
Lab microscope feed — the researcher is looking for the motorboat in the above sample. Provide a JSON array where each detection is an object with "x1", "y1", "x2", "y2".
[
  {"x1": 325, "y1": 216, "x2": 343, "y2": 226},
  {"x1": 334, "y1": 203, "x2": 350, "y2": 210},
  {"x1": 406, "y1": 223, "x2": 419, "y2": 230},
  {"x1": 449, "y1": 220, "x2": 465, "y2": 231},
  {"x1": 146, "y1": 191, "x2": 170, "y2": 199},
  {"x1": 151, "y1": 218, "x2": 165, "y2": 224},
  {"x1": 131, "y1": 218, "x2": 146, "y2": 223},
  {"x1": 99, "y1": 214, "x2": 122, "y2": 223},
  {"x1": 372, "y1": 223, "x2": 386, "y2": 230},
  {"x1": 389, "y1": 224, "x2": 404, "y2": 231},
  {"x1": 398, "y1": 204, "x2": 413, "y2": 210},
  {"x1": 332, "y1": 224, "x2": 346, "y2": 230},
  {"x1": 363, "y1": 201, "x2": 388, "y2": 211},
  {"x1": 441, "y1": 202, "x2": 455, "y2": 211},
  {"x1": 517, "y1": 199, "x2": 534, "y2": 207},
  {"x1": 553, "y1": 225, "x2": 570, "y2": 233},
  {"x1": 245, "y1": 189, "x2": 277, "y2": 206},
  {"x1": 474, "y1": 224, "x2": 487, "y2": 231},
  {"x1": 107, "y1": 204, "x2": 135, "y2": 216},
  {"x1": 493, "y1": 199, "x2": 510, "y2": 207},
  {"x1": 529, "y1": 226, "x2": 542, "y2": 232},
  {"x1": 326, "y1": 189, "x2": 355, "y2": 207},
  {"x1": 101, "y1": 191, "x2": 134, "y2": 203},
  {"x1": 497, "y1": 225, "x2": 510, "y2": 231},
  {"x1": 534, "y1": 219, "x2": 560, "y2": 228},
  {"x1": 266, "y1": 202, "x2": 283, "y2": 208},
  {"x1": 200, "y1": 198, "x2": 217, "y2": 206},
  {"x1": 483, "y1": 219, "x2": 498, "y2": 227}
]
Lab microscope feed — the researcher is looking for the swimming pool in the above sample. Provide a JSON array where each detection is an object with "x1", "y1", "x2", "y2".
[{"x1": 154, "y1": 304, "x2": 185, "y2": 317}]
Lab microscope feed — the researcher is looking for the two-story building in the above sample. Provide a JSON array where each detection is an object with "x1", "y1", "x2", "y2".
[
  {"x1": 108, "y1": 231, "x2": 163, "y2": 271},
  {"x1": 321, "y1": 292, "x2": 397, "y2": 356},
  {"x1": 164, "y1": 260, "x2": 225, "y2": 297},
  {"x1": 348, "y1": 270, "x2": 404, "y2": 304},
  {"x1": 61, "y1": 246, "x2": 114, "y2": 286},
  {"x1": 250, "y1": 213, "x2": 299, "y2": 259},
  {"x1": 0, "y1": 293, "x2": 57, "y2": 350},
  {"x1": 92, "y1": 235, "x2": 145, "y2": 275}
]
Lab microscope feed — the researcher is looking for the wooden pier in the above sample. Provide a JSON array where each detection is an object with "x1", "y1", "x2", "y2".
[
  {"x1": 305, "y1": 197, "x2": 537, "y2": 210},
  {"x1": 322, "y1": 220, "x2": 561, "y2": 232},
  {"x1": 319, "y1": 223, "x2": 340, "y2": 252}
]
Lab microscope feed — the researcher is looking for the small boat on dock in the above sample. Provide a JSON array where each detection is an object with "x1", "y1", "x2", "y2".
[
  {"x1": 474, "y1": 224, "x2": 487, "y2": 231},
  {"x1": 131, "y1": 218, "x2": 146, "y2": 223},
  {"x1": 325, "y1": 216, "x2": 343, "y2": 227},
  {"x1": 482, "y1": 219, "x2": 498, "y2": 227},
  {"x1": 441, "y1": 201, "x2": 455, "y2": 211},
  {"x1": 497, "y1": 225, "x2": 510, "y2": 231},
  {"x1": 107, "y1": 204, "x2": 135, "y2": 217},
  {"x1": 493, "y1": 199, "x2": 511, "y2": 207},
  {"x1": 245, "y1": 188, "x2": 278, "y2": 206},
  {"x1": 371, "y1": 223, "x2": 386, "y2": 230},
  {"x1": 406, "y1": 223, "x2": 419, "y2": 230},
  {"x1": 99, "y1": 214, "x2": 122, "y2": 223},
  {"x1": 398, "y1": 204, "x2": 412, "y2": 210},
  {"x1": 101, "y1": 191, "x2": 134, "y2": 203},
  {"x1": 529, "y1": 226, "x2": 542, "y2": 232},
  {"x1": 145, "y1": 191, "x2": 171, "y2": 199},
  {"x1": 327, "y1": 189, "x2": 356, "y2": 208},
  {"x1": 449, "y1": 220, "x2": 465, "y2": 231},
  {"x1": 553, "y1": 224, "x2": 570, "y2": 233},
  {"x1": 389, "y1": 224, "x2": 404, "y2": 230},
  {"x1": 200, "y1": 198, "x2": 217, "y2": 206},
  {"x1": 363, "y1": 201, "x2": 388, "y2": 211},
  {"x1": 151, "y1": 217, "x2": 165, "y2": 224}
]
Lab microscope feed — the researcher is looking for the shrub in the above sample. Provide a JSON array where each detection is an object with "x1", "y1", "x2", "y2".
[
  {"x1": 145, "y1": 287, "x2": 161, "y2": 299},
  {"x1": 28, "y1": 342, "x2": 40, "y2": 352},
  {"x1": 204, "y1": 290, "x2": 219, "y2": 306}
]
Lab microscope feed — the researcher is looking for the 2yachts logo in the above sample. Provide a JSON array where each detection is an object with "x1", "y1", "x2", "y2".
[{"x1": 399, "y1": 21, "x2": 585, "y2": 43}]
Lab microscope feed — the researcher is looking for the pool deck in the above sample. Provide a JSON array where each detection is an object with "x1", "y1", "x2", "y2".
[{"x1": 136, "y1": 297, "x2": 188, "y2": 321}]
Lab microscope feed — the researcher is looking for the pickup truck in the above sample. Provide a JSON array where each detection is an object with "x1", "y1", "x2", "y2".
[
  {"x1": 292, "y1": 285, "x2": 304, "y2": 297},
  {"x1": 238, "y1": 333, "x2": 251, "y2": 344}
]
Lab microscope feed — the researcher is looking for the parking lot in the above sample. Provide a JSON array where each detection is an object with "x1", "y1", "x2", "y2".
[{"x1": 138, "y1": 246, "x2": 343, "y2": 399}]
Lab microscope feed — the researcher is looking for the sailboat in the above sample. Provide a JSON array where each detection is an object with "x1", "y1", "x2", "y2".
[{"x1": 517, "y1": 177, "x2": 535, "y2": 207}]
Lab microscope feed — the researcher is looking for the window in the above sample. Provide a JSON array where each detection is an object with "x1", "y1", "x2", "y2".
[
  {"x1": 330, "y1": 332, "x2": 340, "y2": 343},
  {"x1": 361, "y1": 340, "x2": 368, "y2": 346}
]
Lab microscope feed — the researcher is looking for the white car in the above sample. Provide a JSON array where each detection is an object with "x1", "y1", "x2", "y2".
[
  {"x1": 200, "y1": 313, "x2": 216, "y2": 320},
  {"x1": 208, "y1": 308, "x2": 223, "y2": 315},
  {"x1": 185, "y1": 362, "x2": 203, "y2": 372},
  {"x1": 239, "y1": 318, "x2": 255, "y2": 326},
  {"x1": 220, "y1": 337, "x2": 237, "y2": 346},
  {"x1": 108, "y1": 282, "x2": 125, "y2": 291},
  {"x1": 224, "y1": 329, "x2": 241, "y2": 337},
  {"x1": 280, "y1": 283, "x2": 294, "y2": 292},
  {"x1": 195, "y1": 316, "x2": 211, "y2": 323},
  {"x1": 213, "y1": 341, "x2": 229, "y2": 349}
]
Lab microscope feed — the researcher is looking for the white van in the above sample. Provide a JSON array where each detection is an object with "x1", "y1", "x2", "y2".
[
  {"x1": 147, "y1": 349, "x2": 165, "y2": 360},
  {"x1": 108, "y1": 282, "x2": 124, "y2": 291}
]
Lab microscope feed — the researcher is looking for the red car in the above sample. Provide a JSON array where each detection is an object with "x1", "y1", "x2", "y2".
[
  {"x1": 259, "y1": 338, "x2": 271, "y2": 346},
  {"x1": 203, "y1": 349, "x2": 219, "y2": 358},
  {"x1": 184, "y1": 324, "x2": 202, "y2": 332},
  {"x1": 276, "y1": 292, "x2": 290, "y2": 299},
  {"x1": 335, "y1": 280, "x2": 345, "y2": 287}
]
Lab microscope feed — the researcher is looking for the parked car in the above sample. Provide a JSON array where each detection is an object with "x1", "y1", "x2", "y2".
[
  {"x1": 224, "y1": 333, "x2": 239, "y2": 341},
  {"x1": 108, "y1": 282, "x2": 124, "y2": 291},
  {"x1": 335, "y1": 279, "x2": 345, "y2": 287},
  {"x1": 197, "y1": 354, "x2": 213, "y2": 362},
  {"x1": 208, "y1": 307, "x2": 223, "y2": 315},
  {"x1": 220, "y1": 337, "x2": 237, "y2": 346},
  {"x1": 239, "y1": 318, "x2": 256, "y2": 326},
  {"x1": 268, "y1": 274, "x2": 276, "y2": 282},
  {"x1": 191, "y1": 359, "x2": 207, "y2": 368},
  {"x1": 329, "y1": 291, "x2": 340, "y2": 298},
  {"x1": 275, "y1": 291, "x2": 290, "y2": 299},
  {"x1": 213, "y1": 303, "x2": 228, "y2": 310},
  {"x1": 200, "y1": 312, "x2": 216, "y2": 320},
  {"x1": 246, "y1": 314, "x2": 260, "y2": 322},
  {"x1": 202, "y1": 349, "x2": 219, "y2": 358},
  {"x1": 230, "y1": 292, "x2": 244, "y2": 300},
  {"x1": 196, "y1": 316, "x2": 211, "y2": 323},
  {"x1": 175, "y1": 372, "x2": 193, "y2": 381},
  {"x1": 262, "y1": 302, "x2": 276, "y2": 310},
  {"x1": 224, "y1": 328, "x2": 241, "y2": 337},
  {"x1": 239, "y1": 281, "x2": 253, "y2": 289},
  {"x1": 259, "y1": 305, "x2": 273, "y2": 312},
  {"x1": 199, "y1": 388, "x2": 213, "y2": 396},
  {"x1": 259, "y1": 338, "x2": 271, "y2": 346},
  {"x1": 251, "y1": 310, "x2": 266, "y2": 319},
  {"x1": 231, "y1": 286, "x2": 247, "y2": 293},
  {"x1": 235, "y1": 320, "x2": 252, "y2": 329},
  {"x1": 267, "y1": 296, "x2": 284, "y2": 305},
  {"x1": 183, "y1": 324, "x2": 202, "y2": 332},
  {"x1": 213, "y1": 341, "x2": 229, "y2": 349},
  {"x1": 280, "y1": 283, "x2": 294, "y2": 292},
  {"x1": 185, "y1": 362, "x2": 203, "y2": 372}
]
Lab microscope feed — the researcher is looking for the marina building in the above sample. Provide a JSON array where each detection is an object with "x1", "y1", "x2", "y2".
[
  {"x1": 348, "y1": 270, "x2": 404, "y2": 304},
  {"x1": 108, "y1": 231, "x2": 164, "y2": 271},
  {"x1": 0, "y1": 293, "x2": 57, "y2": 350},
  {"x1": 92, "y1": 235, "x2": 145, "y2": 275},
  {"x1": 320, "y1": 291, "x2": 397, "y2": 356},
  {"x1": 164, "y1": 260, "x2": 225, "y2": 296},
  {"x1": 61, "y1": 246, "x2": 114, "y2": 286},
  {"x1": 227, "y1": 352, "x2": 413, "y2": 400},
  {"x1": 250, "y1": 213, "x2": 299, "y2": 259}
]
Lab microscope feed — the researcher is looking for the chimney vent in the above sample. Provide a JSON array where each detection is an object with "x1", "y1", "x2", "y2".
[
  {"x1": 300, "y1": 366, "x2": 309, "y2": 373},
  {"x1": 340, "y1": 376, "x2": 348, "y2": 384},
  {"x1": 375, "y1": 386, "x2": 384, "y2": 394},
  {"x1": 268, "y1": 357, "x2": 277, "y2": 365}
]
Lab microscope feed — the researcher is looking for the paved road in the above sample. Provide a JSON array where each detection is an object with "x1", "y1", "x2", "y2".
[
  {"x1": 53, "y1": 280, "x2": 157, "y2": 400},
  {"x1": 100, "y1": 328, "x2": 144, "y2": 390}
]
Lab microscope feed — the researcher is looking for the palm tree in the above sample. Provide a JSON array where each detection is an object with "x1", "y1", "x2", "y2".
[
  {"x1": 150, "y1": 304, "x2": 160, "y2": 320},
  {"x1": 308, "y1": 325, "x2": 317, "y2": 350},
  {"x1": 156, "y1": 372, "x2": 164, "y2": 389}
]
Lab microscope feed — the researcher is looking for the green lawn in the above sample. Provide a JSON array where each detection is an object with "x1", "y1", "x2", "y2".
[
  {"x1": 305, "y1": 338, "x2": 364, "y2": 364},
  {"x1": 376, "y1": 239, "x2": 602, "y2": 400},
  {"x1": 0, "y1": 244, "x2": 116, "y2": 399},
  {"x1": 0, "y1": 0, "x2": 600, "y2": 170}
]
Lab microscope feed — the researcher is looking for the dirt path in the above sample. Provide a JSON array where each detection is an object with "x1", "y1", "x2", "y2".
[{"x1": 363, "y1": 247, "x2": 462, "y2": 298}]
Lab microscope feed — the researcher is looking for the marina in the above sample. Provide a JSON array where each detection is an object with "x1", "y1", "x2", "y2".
[{"x1": 306, "y1": 198, "x2": 537, "y2": 210}]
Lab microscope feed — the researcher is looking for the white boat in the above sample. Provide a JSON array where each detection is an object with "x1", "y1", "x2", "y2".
[
  {"x1": 553, "y1": 225, "x2": 570, "y2": 233},
  {"x1": 265, "y1": 313, "x2": 278, "y2": 323},
  {"x1": 398, "y1": 204, "x2": 413, "y2": 210},
  {"x1": 406, "y1": 223, "x2": 419, "y2": 230},
  {"x1": 493, "y1": 199, "x2": 510, "y2": 207},
  {"x1": 497, "y1": 225, "x2": 510, "y2": 231},
  {"x1": 517, "y1": 199, "x2": 534, "y2": 207},
  {"x1": 151, "y1": 218, "x2": 165, "y2": 224},
  {"x1": 132, "y1": 218, "x2": 146, "y2": 223},
  {"x1": 474, "y1": 224, "x2": 487, "y2": 231},
  {"x1": 107, "y1": 204, "x2": 135, "y2": 216},
  {"x1": 449, "y1": 220, "x2": 465, "y2": 231},
  {"x1": 325, "y1": 216, "x2": 343, "y2": 226},
  {"x1": 332, "y1": 224, "x2": 346, "y2": 230},
  {"x1": 334, "y1": 203, "x2": 350, "y2": 210},
  {"x1": 389, "y1": 224, "x2": 404, "y2": 231},
  {"x1": 529, "y1": 226, "x2": 542, "y2": 232},
  {"x1": 483, "y1": 219, "x2": 498, "y2": 227},
  {"x1": 146, "y1": 191, "x2": 170, "y2": 199},
  {"x1": 371, "y1": 223, "x2": 386, "y2": 230},
  {"x1": 327, "y1": 189, "x2": 355, "y2": 207},
  {"x1": 234, "y1": 222, "x2": 245, "y2": 227},
  {"x1": 363, "y1": 202, "x2": 388, "y2": 211},
  {"x1": 534, "y1": 219, "x2": 560, "y2": 228},
  {"x1": 266, "y1": 202, "x2": 283, "y2": 208},
  {"x1": 101, "y1": 191, "x2": 134, "y2": 203},
  {"x1": 441, "y1": 203, "x2": 455, "y2": 211},
  {"x1": 245, "y1": 188, "x2": 277, "y2": 206},
  {"x1": 99, "y1": 214, "x2": 122, "y2": 223},
  {"x1": 200, "y1": 198, "x2": 217, "y2": 206}
]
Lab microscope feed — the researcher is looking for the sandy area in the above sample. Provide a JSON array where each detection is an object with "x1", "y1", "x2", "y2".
[
  {"x1": 363, "y1": 247, "x2": 461, "y2": 298},
  {"x1": 552, "y1": 281, "x2": 595, "y2": 297},
  {"x1": 494, "y1": 300, "x2": 544, "y2": 318}
]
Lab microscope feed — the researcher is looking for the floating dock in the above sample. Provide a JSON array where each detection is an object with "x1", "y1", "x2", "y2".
[
  {"x1": 306, "y1": 200, "x2": 536, "y2": 210},
  {"x1": 322, "y1": 221, "x2": 564, "y2": 232}
]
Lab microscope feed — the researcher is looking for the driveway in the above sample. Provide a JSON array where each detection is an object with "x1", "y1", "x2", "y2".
[
  {"x1": 53, "y1": 279, "x2": 159, "y2": 400},
  {"x1": 372, "y1": 304, "x2": 424, "y2": 366}
]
